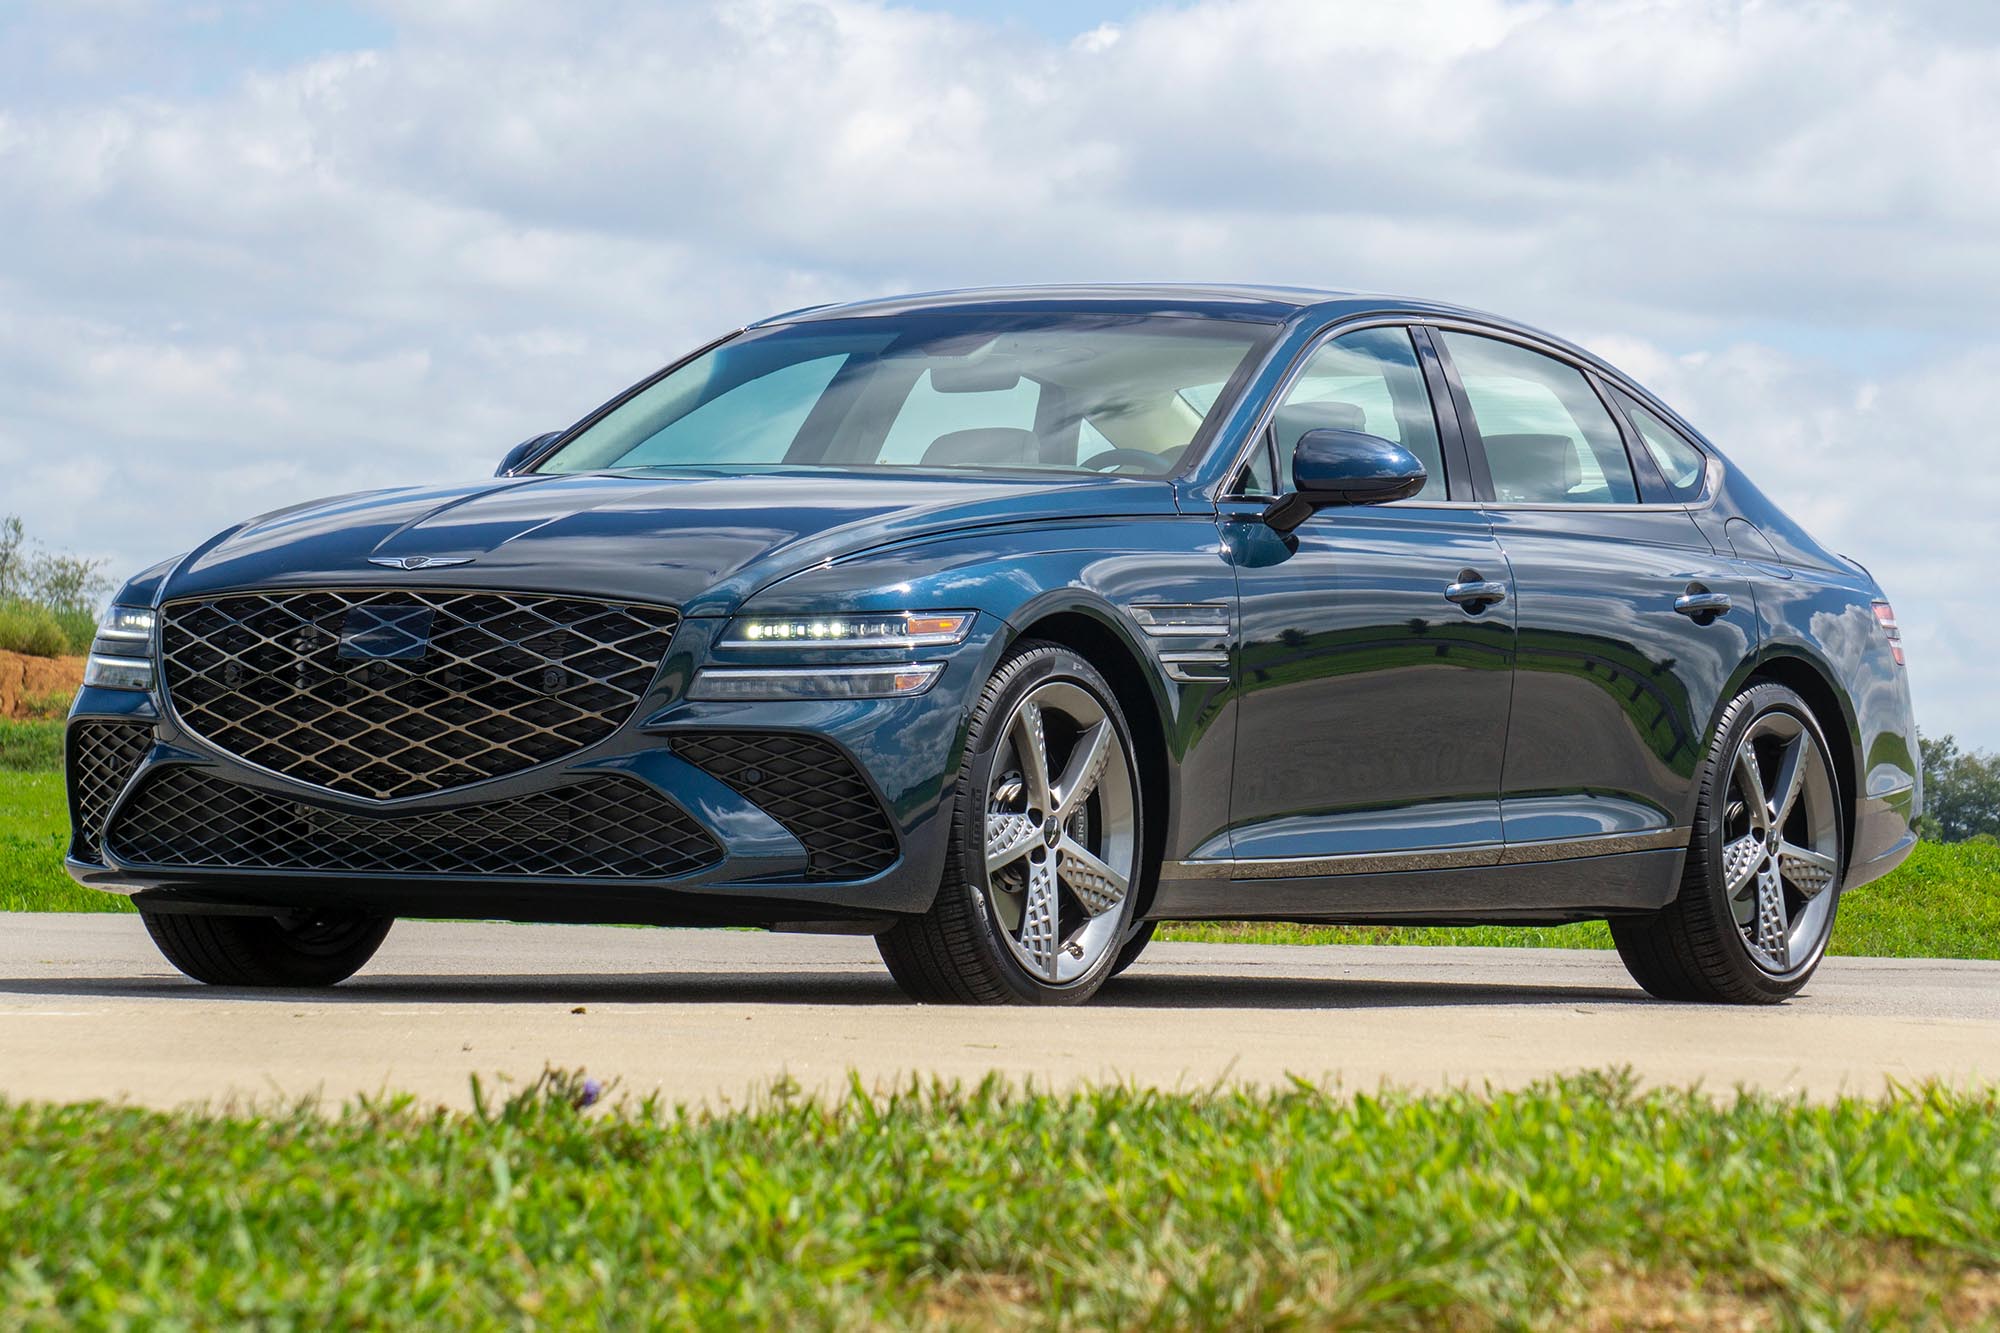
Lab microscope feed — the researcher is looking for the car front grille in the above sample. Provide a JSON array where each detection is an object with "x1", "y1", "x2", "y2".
[
  {"x1": 159, "y1": 589, "x2": 678, "y2": 800},
  {"x1": 66, "y1": 720, "x2": 155, "y2": 862},
  {"x1": 106, "y1": 768, "x2": 721, "y2": 879},
  {"x1": 672, "y1": 732, "x2": 897, "y2": 880}
]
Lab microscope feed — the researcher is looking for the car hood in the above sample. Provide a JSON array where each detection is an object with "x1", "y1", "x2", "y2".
[{"x1": 159, "y1": 468, "x2": 1175, "y2": 615}]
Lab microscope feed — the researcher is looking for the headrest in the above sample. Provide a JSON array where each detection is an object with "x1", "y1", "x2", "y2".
[
  {"x1": 1484, "y1": 433, "x2": 1581, "y2": 502},
  {"x1": 1272, "y1": 401, "x2": 1367, "y2": 453},
  {"x1": 922, "y1": 427, "x2": 1040, "y2": 467}
]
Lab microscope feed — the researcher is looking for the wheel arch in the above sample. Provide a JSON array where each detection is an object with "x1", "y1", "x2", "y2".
[
  {"x1": 1736, "y1": 649, "x2": 1862, "y2": 869},
  {"x1": 1001, "y1": 601, "x2": 1174, "y2": 921}
]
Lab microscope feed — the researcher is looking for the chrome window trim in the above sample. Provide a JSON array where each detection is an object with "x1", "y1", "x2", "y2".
[{"x1": 1213, "y1": 313, "x2": 1724, "y2": 512}]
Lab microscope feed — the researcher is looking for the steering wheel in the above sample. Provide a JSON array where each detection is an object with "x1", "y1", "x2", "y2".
[{"x1": 1081, "y1": 448, "x2": 1174, "y2": 476}]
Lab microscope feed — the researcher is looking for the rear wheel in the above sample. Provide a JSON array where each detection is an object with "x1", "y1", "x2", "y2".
[
  {"x1": 877, "y1": 643, "x2": 1143, "y2": 1004},
  {"x1": 142, "y1": 908, "x2": 392, "y2": 987},
  {"x1": 1611, "y1": 683, "x2": 1844, "y2": 1003}
]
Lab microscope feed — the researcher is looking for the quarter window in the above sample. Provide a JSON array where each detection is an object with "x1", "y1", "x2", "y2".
[
  {"x1": 1440, "y1": 332, "x2": 1639, "y2": 505},
  {"x1": 1267, "y1": 326, "x2": 1445, "y2": 501},
  {"x1": 1614, "y1": 389, "x2": 1707, "y2": 497}
]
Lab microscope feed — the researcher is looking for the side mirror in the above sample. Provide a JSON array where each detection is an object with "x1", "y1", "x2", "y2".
[
  {"x1": 1261, "y1": 429, "x2": 1427, "y2": 534},
  {"x1": 496, "y1": 431, "x2": 563, "y2": 477}
]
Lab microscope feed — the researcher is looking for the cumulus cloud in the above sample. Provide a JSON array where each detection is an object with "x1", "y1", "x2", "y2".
[{"x1": 0, "y1": 0, "x2": 1993, "y2": 740}]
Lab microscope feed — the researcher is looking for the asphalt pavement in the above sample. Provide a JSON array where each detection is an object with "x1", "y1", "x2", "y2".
[{"x1": 1, "y1": 915, "x2": 1995, "y2": 1109}]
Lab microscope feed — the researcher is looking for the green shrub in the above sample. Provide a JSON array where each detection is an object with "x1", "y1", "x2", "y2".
[
  {"x1": 18, "y1": 689, "x2": 72, "y2": 722},
  {"x1": 49, "y1": 605, "x2": 96, "y2": 655},
  {"x1": 0, "y1": 599, "x2": 68, "y2": 658}
]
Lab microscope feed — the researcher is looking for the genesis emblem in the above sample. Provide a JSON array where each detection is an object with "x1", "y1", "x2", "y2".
[{"x1": 368, "y1": 555, "x2": 476, "y2": 571}]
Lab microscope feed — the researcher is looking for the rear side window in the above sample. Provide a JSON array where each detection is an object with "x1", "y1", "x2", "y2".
[
  {"x1": 1613, "y1": 389, "x2": 1708, "y2": 498},
  {"x1": 1440, "y1": 332, "x2": 1638, "y2": 505}
]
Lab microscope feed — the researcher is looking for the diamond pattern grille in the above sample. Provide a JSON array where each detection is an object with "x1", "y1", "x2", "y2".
[
  {"x1": 160, "y1": 589, "x2": 678, "y2": 800},
  {"x1": 107, "y1": 768, "x2": 721, "y2": 879},
  {"x1": 66, "y1": 720, "x2": 154, "y2": 862},
  {"x1": 672, "y1": 732, "x2": 897, "y2": 880}
]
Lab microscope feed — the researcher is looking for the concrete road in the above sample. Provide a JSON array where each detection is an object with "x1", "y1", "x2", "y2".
[{"x1": 1, "y1": 915, "x2": 1996, "y2": 1109}]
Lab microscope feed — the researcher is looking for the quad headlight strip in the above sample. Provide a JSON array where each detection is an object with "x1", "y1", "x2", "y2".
[
  {"x1": 689, "y1": 611, "x2": 973, "y2": 701},
  {"x1": 82, "y1": 605, "x2": 157, "y2": 691}
]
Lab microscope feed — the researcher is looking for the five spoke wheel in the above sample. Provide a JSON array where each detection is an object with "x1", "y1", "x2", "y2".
[
  {"x1": 1610, "y1": 682, "x2": 1845, "y2": 1004},
  {"x1": 1721, "y1": 710, "x2": 1840, "y2": 973},
  {"x1": 983, "y1": 680, "x2": 1138, "y2": 983},
  {"x1": 876, "y1": 642, "x2": 1144, "y2": 1004}
]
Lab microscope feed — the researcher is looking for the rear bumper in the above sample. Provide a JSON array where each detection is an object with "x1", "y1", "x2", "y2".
[{"x1": 1843, "y1": 781, "x2": 1917, "y2": 893}]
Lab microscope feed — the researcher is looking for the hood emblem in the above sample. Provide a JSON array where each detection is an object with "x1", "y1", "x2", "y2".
[{"x1": 369, "y1": 555, "x2": 476, "y2": 571}]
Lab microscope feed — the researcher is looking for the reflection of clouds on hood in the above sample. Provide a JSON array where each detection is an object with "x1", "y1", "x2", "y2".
[{"x1": 0, "y1": 0, "x2": 1985, "y2": 736}]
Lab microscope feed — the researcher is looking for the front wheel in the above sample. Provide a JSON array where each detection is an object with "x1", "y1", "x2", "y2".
[
  {"x1": 142, "y1": 908, "x2": 392, "y2": 987},
  {"x1": 877, "y1": 642, "x2": 1144, "y2": 1004},
  {"x1": 1611, "y1": 683, "x2": 1844, "y2": 1003}
]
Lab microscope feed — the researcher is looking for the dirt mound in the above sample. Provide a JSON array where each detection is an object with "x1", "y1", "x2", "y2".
[{"x1": 0, "y1": 650, "x2": 85, "y2": 720}]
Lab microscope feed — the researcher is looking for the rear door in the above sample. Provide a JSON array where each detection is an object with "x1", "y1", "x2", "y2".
[{"x1": 1430, "y1": 327, "x2": 1756, "y2": 851}]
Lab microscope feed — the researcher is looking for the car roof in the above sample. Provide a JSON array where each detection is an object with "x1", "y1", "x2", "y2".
[
  {"x1": 749, "y1": 283, "x2": 1564, "y2": 341},
  {"x1": 750, "y1": 283, "x2": 1351, "y2": 326}
]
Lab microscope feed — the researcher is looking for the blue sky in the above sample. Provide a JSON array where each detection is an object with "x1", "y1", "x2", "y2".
[{"x1": 1, "y1": 0, "x2": 1996, "y2": 744}]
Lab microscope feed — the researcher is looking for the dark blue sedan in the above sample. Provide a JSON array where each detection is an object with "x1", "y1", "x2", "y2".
[{"x1": 66, "y1": 285, "x2": 1919, "y2": 1004}]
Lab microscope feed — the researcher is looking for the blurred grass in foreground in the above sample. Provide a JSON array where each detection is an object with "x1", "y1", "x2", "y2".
[{"x1": 1, "y1": 1069, "x2": 1995, "y2": 1328}]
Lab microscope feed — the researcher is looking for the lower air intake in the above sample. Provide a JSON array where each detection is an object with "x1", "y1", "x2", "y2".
[
  {"x1": 107, "y1": 769, "x2": 721, "y2": 879},
  {"x1": 66, "y1": 720, "x2": 154, "y2": 863},
  {"x1": 671, "y1": 732, "x2": 897, "y2": 880}
]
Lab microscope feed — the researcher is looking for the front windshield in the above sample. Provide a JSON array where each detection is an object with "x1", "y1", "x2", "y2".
[{"x1": 535, "y1": 313, "x2": 1276, "y2": 477}]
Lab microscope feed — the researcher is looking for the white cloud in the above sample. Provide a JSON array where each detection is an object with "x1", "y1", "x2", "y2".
[{"x1": 0, "y1": 0, "x2": 1994, "y2": 741}]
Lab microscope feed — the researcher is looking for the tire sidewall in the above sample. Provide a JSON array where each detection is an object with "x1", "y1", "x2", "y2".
[
  {"x1": 950, "y1": 644, "x2": 1143, "y2": 1003},
  {"x1": 1698, "y1": 683, "x2": 1844, "y2": 995}
]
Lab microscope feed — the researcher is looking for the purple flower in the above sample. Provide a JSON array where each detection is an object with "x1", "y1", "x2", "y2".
[{"x1": 577, "y1": 1078, "x2": 603, "y2": 1109}]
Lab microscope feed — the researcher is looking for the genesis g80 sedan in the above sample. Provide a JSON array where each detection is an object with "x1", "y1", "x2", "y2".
[{"x1": 67, "y1": 285, "x2": 1919, "y2": 1004}]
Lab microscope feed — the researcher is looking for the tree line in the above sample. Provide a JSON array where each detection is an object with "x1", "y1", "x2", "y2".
[{"x1": 1918, "y1": 733, "x2": 2000, "y2": 844}]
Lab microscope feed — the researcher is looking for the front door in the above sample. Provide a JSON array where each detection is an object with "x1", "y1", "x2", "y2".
[
  {"x1": 1433, "y1": 328, "x2": 1757, "y2": 849},
  {"x1": 1221, "y1": 326, "x2": 1516, "y2": 866}
]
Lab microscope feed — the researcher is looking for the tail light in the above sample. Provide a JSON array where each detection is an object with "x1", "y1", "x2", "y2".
[{"x1": 1872, "y1": 601, "x2": 1903, "y2": 667}]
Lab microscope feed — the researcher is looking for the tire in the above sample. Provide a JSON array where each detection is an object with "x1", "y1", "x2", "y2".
[
  {"x1": 1611, "y1": 683, "x2": 1845, "y2": 1004},
  {"x1": 142, "y1": 908, "x2": 392, "y2": 987},
  {"x1": 1109, "y1": 921, "x2": 1157, "y2": 978},
  {"x1": 877, "y1": 642, "x2": 1145, "y2": 1005}
]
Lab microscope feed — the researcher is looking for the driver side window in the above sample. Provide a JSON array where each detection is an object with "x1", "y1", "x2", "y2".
[{"x1": 1267, "y1": 327, "x2": 1445, "y2": 501}]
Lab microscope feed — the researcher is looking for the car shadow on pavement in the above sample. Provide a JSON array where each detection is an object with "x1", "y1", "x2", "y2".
[{"x1": 0, "y1": 969, "x2": 1655, "y2": 1009}]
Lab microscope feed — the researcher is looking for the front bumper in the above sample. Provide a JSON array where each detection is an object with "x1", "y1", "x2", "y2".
[{"x1": 65, "y1": 615, "x2": 998, "y2": 923}]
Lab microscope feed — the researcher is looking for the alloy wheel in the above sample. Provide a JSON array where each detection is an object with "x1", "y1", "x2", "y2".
[
  {"x1": 982, "y1": 679, "x2": 1138, "y2": 984},
  {"x1": 1720, "y1": 710, "x2": 1840, "y2": 973}
]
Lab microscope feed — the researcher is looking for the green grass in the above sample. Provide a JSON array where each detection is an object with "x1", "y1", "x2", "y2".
[
  {"x1": 0, "y1": 770, "x2": 116, "y2": 913},
  {"x1": 0, "y1": 719, "x2": 63, "y2": 772},
  {"x1": 1, "y1": 1070, "x2": 1995, "y2": 1327},
  {"x1": 1160, "y1": 839, "x2": 2000, "y2": 960}
]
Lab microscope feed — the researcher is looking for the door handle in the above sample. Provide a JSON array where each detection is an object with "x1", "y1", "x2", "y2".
[
  {"x1": 1673, "y1": 590, "x2": 1733, "y2": 621},
  {"x1": 1444, "y1": 579, "x2": 1508, "y2": 609}
]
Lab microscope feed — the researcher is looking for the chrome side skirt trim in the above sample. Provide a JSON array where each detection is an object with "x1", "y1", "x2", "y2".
[{"x1": 1172, "y1": 827, "x2": 1689, "y2": 880}]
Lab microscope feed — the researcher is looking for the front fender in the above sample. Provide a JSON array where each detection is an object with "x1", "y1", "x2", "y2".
[{"x1": 730, "y1": 514, "x2": 1243, "y2": 864}]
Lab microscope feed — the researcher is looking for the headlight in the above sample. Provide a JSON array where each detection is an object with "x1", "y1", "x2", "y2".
[
  {"x1": 84, "y1": 605, "x2": 157, "y2": 691},
  {"x1": 724, "y1": 611, "x2": 974, "y2": 649},
  {"x1": 686, "y1": 663, "x2": 945, "y2": 701}
]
